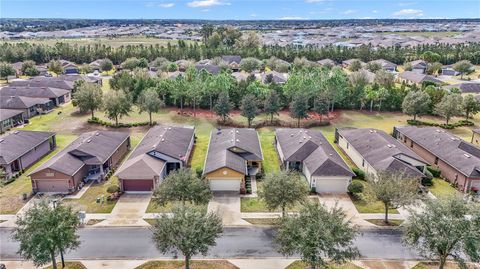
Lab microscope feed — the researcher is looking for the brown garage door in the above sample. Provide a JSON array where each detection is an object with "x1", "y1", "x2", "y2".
[
  {"x1": 122, "y1": 179, "x2": 154, "y2": 192},
  {"x1": 35, "y1": 180, "x2": 70, "y2": 193}
]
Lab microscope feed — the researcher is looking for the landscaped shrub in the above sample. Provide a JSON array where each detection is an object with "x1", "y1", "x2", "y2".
[
  {"x1": 407, "y1": 119, "x2": 473, "y2": 130},
  {"x1": 88, "y1": 117, "x2": 155, "y2": 128},
  {"x1": 347, "y1": 181, "x2": 364, "y2": 194},
  {"x1": 427, "y1": 166, "x2": 441, "y2": 178},
  {"x1": 352, "y1": 167, "x2": 365, "y2": 180},
  {"x1": 422, "y1": 177, "x2": 433, "y2": 187},
  {"x1": 106, "y1": 185, "x2": 120, "y2": 194},
  {"x1": 195, "y1": 167, "x2": 203, "y2": 178}
]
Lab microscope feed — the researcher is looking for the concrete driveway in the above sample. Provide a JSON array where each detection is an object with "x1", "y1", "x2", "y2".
[
  {"x1": 97, "y1": 193, "x2": 151, "y2": 226},
  {"x1": 208, "y1": 192, "x2": 251, "y2": 226}
]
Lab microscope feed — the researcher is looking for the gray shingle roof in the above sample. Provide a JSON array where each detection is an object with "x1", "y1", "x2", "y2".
[
  {"x1": 195, "y1": 64, "x2": 221, "y2": 75},
  {"x1": 222, "y1": 55, "x2": 241, "y2": 64},
  {"x1": 0, "y1": 108, "x2": 24, "y2": 121},
  {"x1": 276, "y1": 128, "x2": 354, "y2": 177},
  {"x1": 337, "y1": 128, "x2": 426, "y2": 177},
  {"x1": 370, "y1": 59, "x2": 397, "y2": 69},
  {"x1": 30, "y1": 131, "x2": 129, "y2": 176},
  {"x1": 395, "y1": 126, "x2": 480, "y2": 177},
  {"x1": 444, "y1": 83, "x2": 480, "y2": 94},
  {"x1": 398, "y1": 71, "x2": 442, "y2": 84},
  {"x1": 0, "y1": 130, "x2": 55, "y2": 165},
  {"x1": 10, "y1": 77, "x2": 74, "y2": 91},
  {"x1": 204, "y1": 128, "x2": 263, "y2": 174},
  {"x1": 1, "y1": 86, "x2": 69, "y2": 99},
  {"x1": 0, "y1": 95, "x2": 51, "y2": 109},
  {"x1": 116, "y1": 125, "x2": 194, "y2": 180}
]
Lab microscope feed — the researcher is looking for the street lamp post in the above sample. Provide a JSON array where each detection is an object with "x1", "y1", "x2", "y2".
[{"x1": 52, "y1": 199, "x2": 65, "y2": 269}]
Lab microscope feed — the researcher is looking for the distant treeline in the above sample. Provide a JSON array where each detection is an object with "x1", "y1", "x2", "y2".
[{"x1": 1, "y1": 41, "x2": 480, "y2": 65}]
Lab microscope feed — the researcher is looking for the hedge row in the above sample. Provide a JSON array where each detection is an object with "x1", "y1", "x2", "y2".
[
  {"x1": 218, "y1": 118, "x2": 330, "y2": 129},
  {"x1": 88, "y1": 117, "x2": 155, "y2": 128},
  {"x1": 407, "y1": 119, "x2": 474, "y2": 129}
]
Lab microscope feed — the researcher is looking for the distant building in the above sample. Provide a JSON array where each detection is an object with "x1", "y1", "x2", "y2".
[
  {"x1": 0, "y1": 109, "x2": 25, "y2": 133},
  {"x1": 408, "y1": 60, "x2": 427, "y2": 74},
  {"x1": 444, "y1": 83, "x2": 480, "y2": 94},
  {"x1": 369, "y1": 59, "x2": 397, "y2": 72},
  {"x1": 0, "y1": 86, "x2": 71, "y2": 106},
  {"x1": 397, "y1": 71, "x2": 442, "y2": 86}
]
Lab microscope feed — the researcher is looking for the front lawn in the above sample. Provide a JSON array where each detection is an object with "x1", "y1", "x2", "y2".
[
  {"x1": 135, "y1": 260, "x2": 239, "y2": 269},
  {"x1": 43, "y1": 262, "x2": 86, "y2": 269},
  {"x1": 145, "y1": 200, "x2": 208, "y2": 213},
  {"x1": 258, "y1": 128, "x2": 280, "y2": 173},
  {"x1": 351, "y1": 197, "x2": 399, "y2": 214},
  {"x1": 286, "y1": 261, "x2": 362, "y2": 269},
  {"x1": 241, "y1": 197, "x2": 318, "y2": 213},
  {"x1": 429, "y1": 178, "x2": 459, "y2": 199},
  {"x1": 63, "y1": 177, "x2": 120, "y2": 213}
]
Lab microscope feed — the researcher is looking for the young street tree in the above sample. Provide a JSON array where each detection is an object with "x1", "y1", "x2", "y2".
[
  {"x1": 240, "y1": 94, "x2": 259, "y2": 128},
  {"x1": 47, "y1": 60, "x2": 64, "y2": 74},
  {"x1": 21, "y1": 60, "x2": 39, "y2": 76},
  {"x1": 73, "y1": 82, "x2": 103, "y2": 119},
  {"x1": 434, "y1": 94, "x2": 463, "y2": 124},
  {"x1": 275, "y1": 203, "x2": 360, "y2": 269},
  {"x1": 152, "y1": 168, "x2": 212, "y2": 206},
  {"x1": 462, "y1": 94, "x2": 480, "y2": 120},
  {"x1": 290, "y1": 94, "x2": 309, "y2": 127},
  {"x1": 138, "y1": 87, "x2": 165, "y2": 125},
  {"x1": 152, "y1": 205, "x2": 223, "y2": 269},
  {"x1": 402, "y1": 90, "x2": 431, "y2": 120},
  {"x1": 13, "y1": 199, "x2": 80, "y2": 269},
  {"x1": 264, "y1": 90, "x2": 282, "y2": 124},
  {"x1": 453, "y1": 60, "x2": 473, "y2": 79},
  {"x1": 366, "y1": 171, "x2": 419, "y2": 224},
  {"x1": 103, "y1": 90, "x2": 132, "y2": 126},
  {"x1": 403, "y1": 197, "x2": 480, "y2": 269},
  {"x1": 214, "y1": 91, "x2": 233, "y2": 123},
  {"x1": 259, "y1": 170, "x2": 309, "y2": 217}
]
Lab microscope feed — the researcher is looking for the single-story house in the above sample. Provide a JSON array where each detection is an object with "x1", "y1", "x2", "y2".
[
  {"x1": 408, "y1": 60, "x2": 427, "y2": 74},
  {"x1": 317, "y1": 59, "x2": 336, "y2": 67},
  {"x1": 444, "y1": 83, "x2": 480, "y2": 94},
  {"x1": 0, "y1": 95, "x2": 54, "y2": 118},
  {"x1": 175, "y1": 60, "x2": 192, "y2": 72},
  {"x1": 89, "y1": 59, "x2": 104, "y2": 71},
  {"x1": 258, "y1": 71, "x2": 288, "y2": 84},
  {"x1": 0, "y1": 109, "x2": 25, "y2": 133},
  {"x1": 336, "y1": 128, "x2": 427, "y2": 178},
  {"x1": 0, "y1": 130, "x2": 56, "y2": 179},
  {"x1": 394, "y1": 126, "x2": 480, "y2": 193},
  {"x1": 369, "y1": 59, "x2": 397, "y2": 72},
  {"x1": 116, "y1": 125, "x2": 195, "y2": 192},
  {"x1": 60, "y1": 60, "x2": 79, "y2": 74},
  {"x1": 0, "y1": 86, "x2": 71, "y2": 106},
  {"x1": 29, "y1": 131, "x2": 130, "y2": 193},
  {"x1": 57, "y1": 74, "x2": 102, "y2": 85},
  {"x1": 195, "y1": 64, "x2": 221, "y2": 75},
  {"x1": 204, "y1": 128, "x2": 263, "y2": 192},
  {"x1": 275, "y1": 128, "x2": 354, "y2": 193},
  {"x1": 342, "y1": 59, "x2": 365, "y2": 69},
  {"x1": 10, "y1": 77, "x2": 75, "y2": 91},
  {"x1": 222, "y1": 55, "x2": 241, "y2": 71},
  {"x1": 397, "y1": 71, "x2": 442, "y2": 86},
  {"x1": 441, "y1": 65, "x2": 460, "y2": 76},
  {"x1": 231, "y1": 72, "x2": 253, "y2": 82}
]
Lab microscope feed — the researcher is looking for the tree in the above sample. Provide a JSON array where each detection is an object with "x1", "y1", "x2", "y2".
[
  {"x1": 275, "y1": 203, "x2": 360, "y2": 269},
  {"x1": 259, "y1": 170, "x2": 309, "y2": 217},
  {"x1": 73, "y1": 82, "x2": 103, "y2": 119},
  {"x1": 120, "y1": 57, "x2": 141, "y2": 70},
  {"x1": 78, "y1": 63, "x2": 92, "y2": 74},
  {"x1": 48, "y1": 60, "x2": 64, "y2": 74},
  {"x1": 13, "y1": 199, "x2": 80, "y2": 269},
  {"x1": 313, "y1": 93, "x2": 329, "y2": 121},
  {"x1": 264, "y1": 90, "x2": 282, "y2": 124},
  {"x1": 138, "y1": 87, "x2": 164, "y2": 125},
  {"x1": 239, "y1": 57, "x2": 262, "y2": 72},
  {"x1": 152, "y1": 168, "x2": 212, "y2": 207},
  {"x1": 374, "y1": 70, "x2": 395, "y2": 89},
  {"x1": 434, "y1": 94, "x2": 463, "y2": 124},
  {"x1": 403, "y1": 197, "x2": 480, "y2": 269},
  {"x1": 422, "y1": 51, "x2": 441, "y2": 63},
  {"x1": 21, "y1": 60, "x2": 39, "y2": 76},
  {"x1": 100, "y1": 59, "x2": 113, "y2": 72},
  {"x1": 348, "y1": 60, "x2": 362, "y2": 72},
  {"x1": 462, "y1": 94, "x2": 480, "y2": 120},
  {"x1": 402, "y1": 91, "x2": 431, "y2": 120},
  {"x1": 426, "y1": 62, "x2": 443, "y2": 76},
  {"x1": 366, "y1": 171, "x2": 419, "y2": 224},
  {"x1": 103, "y1": 90, "x2": 132, "y2": 126},
  {"x1": 290, "y1": 94, "x2": 309, "y2": 127},
  {"x1": 364, "y1": 85, "x2": 378, "y2": 112},
  {"x1": 453, "y1": 60, "x2": 473, "y2": 79},
  {"x1": 240, "y1": 94, "x2": 259, "y2": 128},
  {"x1": 366, "y1": 61, "x2": 382, "y2": 73},
  {"x1": 152, "y1": 205, "x2": 223, "y2": 269},
  {"x1": 0, "y1": 62, "x2": 15, "y2": 79},
  {"x1": 214, "y1": 91, "x2": 232, "y2": 123}
]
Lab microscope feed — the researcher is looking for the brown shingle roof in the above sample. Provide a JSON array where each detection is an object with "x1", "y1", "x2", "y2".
[{"x1": 0, "y1": 130, "x2": 55, "y2": 165}]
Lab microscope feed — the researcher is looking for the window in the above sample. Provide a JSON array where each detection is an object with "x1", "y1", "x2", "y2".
[
  {"x1": 346, "y1": 143, "x2": 349, "y2": 149},
  {"x1": 410, "y1": 140, "x2": 413, "y2": 148},
  {"x1": 362, "y1": 159, "x2": 365, "y2": 167},
  {"x1": 434, "y1": 157, "x2": 439, "y2": 165}
]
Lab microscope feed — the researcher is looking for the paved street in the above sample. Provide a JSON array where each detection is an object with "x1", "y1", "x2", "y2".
[{"x1": 0, "y1": 227, "x2": 419, "y2": 260}]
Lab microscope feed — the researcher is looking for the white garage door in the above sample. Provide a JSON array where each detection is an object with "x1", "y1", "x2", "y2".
[
  {"x1": 315, "y1": 177, "x2": 350, "y2": 193},
  {"x1": 35, "y1": 180, "x2": 70, "y2": 193},
  {"x1": 209, "y1": 179, "x2": 241, "y2": 191}
]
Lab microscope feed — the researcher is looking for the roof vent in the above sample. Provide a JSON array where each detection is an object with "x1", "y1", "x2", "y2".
[
  {"x1": 161, "y1": 138, "x2": 165, "y2": 142},
  {"x1": 87, "y1": 139, "x2": 92, "y2": 143},
  {"x1": 369, "y1": 130, "x2": 374, "y2": 133},
  {"x1": 95, "y1": 132, "x2": 100, "y2": 136},
  {"x1": 299, "y1": 140, "x2": 303, "y2": 143},
  {"x1": 464, "y1": 153, "x2": 471, "y2": 158},
  {"x1": 290, "y1": 134, "x2": 294, "y2": 137},
  {"x1": 236, "y1": 139, "x2": 239, "y2": 142},
  {"x1": 387, "y1": 144, "x2": 392, "y2": 148},
  {"x1": 14, "y1": 131, "x2": 19, "y2": 134},
  {"x1": 0, "y1": 139, "x2": 3, "y2": 143}
]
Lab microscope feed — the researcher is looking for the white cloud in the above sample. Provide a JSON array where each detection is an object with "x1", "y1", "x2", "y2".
[
  {"x1": 187, "y1": 0, "x2": 230, "y2": 8},
  {"x1": 342, "y1": 9, "x2": 356, "y2": 15},
  {"x1": 279, "y1": 16, "x2": 309, "y2": 20},
  {"x1": 393, "y1": 9, "x2": 423, "y2": 17},
  {"x1": 309, "y1": 7, "x2": 333, "y2": 14},
  {"x1": 158, "y1": 3, "x2": 175, "y2": 8},
  {"x1": 361, "y1": 17, "x2": 374, "y2": 19},
  {"x1": 372, "y1": 10, "x2": 378, "y2": 13},
  {"x1": 250, "y1": 13, "x2": 257, "y2": 17}
]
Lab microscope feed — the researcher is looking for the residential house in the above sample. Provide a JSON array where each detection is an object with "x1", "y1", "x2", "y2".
[
  {"x1": 29, "y1": 131, "x2": 130, "y2": 193},
  {"x1": 336, "y1": 128, "x2": 427, "y2": 178},
  {"x1": 0, "y1": 95, "x2": 54, "y2": 118},
  {"x1": 394, "y1": 126, "x2": 480, "y2": 193},
  {"x1": 116, "y1": 125, "x2": 195, "y2": 192},
  {"x1": 258, "y1": 71, "x2": 288, "y2": 84},
  {"x1": 444, "y1": 83, "x2": 480, "y2": 94},
  {"x1": 0, "y1": 130, "x2": 56, "y2": 179},
  {"x1": 441, "y1": 65, "x2": 460, "y2": 76},
  {"x1": 60, "y1": 60, "x2": 79, "y2": 74},
  {"x1": 317, "y1": 59, "x2": 336, "y2": 67},
  {"x1": 397, "y1": 71, "x2": 442, "y2": 86},
  {"x1": 408, "y1": 60, "x2": 427, "y2": 74},
  {"x1": 471, "y1": 129, "x2": 480, "y2": 146},
  {"x1": 0, "y1": 109, "x2": 25, "y2": 133},
  {"x1": 0, "y1": 86, "x2": 71, "y2": 106},
  {"x1": 89, "y1": 59, "x2": 104, "y2": 71},
  {"x1": 342, "y1": 59, "x2": 365, "y2": 69},
  {"x1": 10, "y1": 77, "x2": 75, "y2": 91},
  {"x1": 369, "y1": 59, "x2": 397, "y2": 72},
  {"x1": 203, "y1": 128, "x2": 263, "y2": 192},
  {"x1": 195, "y1": 64, "x2": 221, "y2": 75},
  {"x1": 222, "y1": 55, "x2": 241, "y2": 71},
  {"x1": 275, "y1": 129, "x2": 354, "y2": 193}
]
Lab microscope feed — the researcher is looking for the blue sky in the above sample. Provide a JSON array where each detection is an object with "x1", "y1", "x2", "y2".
[{"x1": 1, "y1": 0, "x2": 478, "y2": 20}]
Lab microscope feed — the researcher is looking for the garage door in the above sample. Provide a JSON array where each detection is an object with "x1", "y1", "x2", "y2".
[
  {"x1": 35, "y1": 180, "x2": 69, "y2": 193},
  {"x1": 122, "y1": 179, "x2": 154, "y2": 192},
  {"x1": 315, "y1": 177, "x2": 350, "y2": 193},
  {"x1": 209, "y1": 179, "x2": 241, "y2": 192}
]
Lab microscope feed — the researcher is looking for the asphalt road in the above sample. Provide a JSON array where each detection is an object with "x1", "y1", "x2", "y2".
[{"x1": 0, "y1": 227, "x2": 419, "y2": 260}]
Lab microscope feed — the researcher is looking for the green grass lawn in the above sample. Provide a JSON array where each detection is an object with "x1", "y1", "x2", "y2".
[
  {"x1": 241, "y1": 197, "x2": 318, "y2": 213},
  {"x1": 286, "y1": 261, "x2": 362, "y2": 269},
  {"x1": 145, "y1": 200, "x2": 208, "y2": 213},
  {"x1": 0, "y1": 134, "x2": 77, "y2": 214},
  {"x1": 135, "y1": 260, "x2": 239, "y2": 269},
  {"x1": 63, "y1": 176, "x2": 120, "y2": 213},
  {"x1": 258, "y1": 128, "x2": 280, "y2": 173},
  {"x1": 352, "y1": 198, "x2": 399, "y2": 214},
  {"x1": 429, "y1": 178, "x2": 460, "y2": 199}
]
